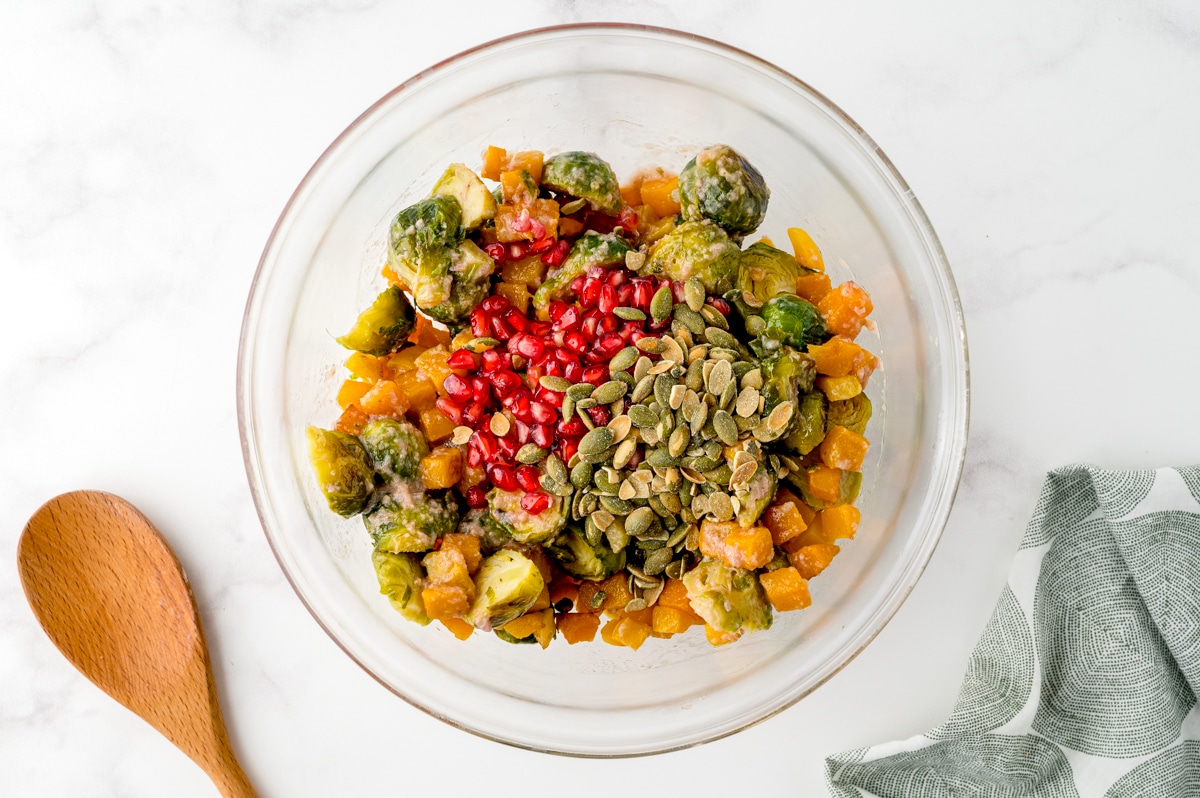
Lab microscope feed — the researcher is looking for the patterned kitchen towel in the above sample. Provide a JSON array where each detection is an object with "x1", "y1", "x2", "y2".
[{"x1": 826, "y1": 464, "x2": 1200, "y2": 797}]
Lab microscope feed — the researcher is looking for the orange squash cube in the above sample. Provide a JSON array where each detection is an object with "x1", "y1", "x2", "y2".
[
  {"x1": 393, "y1": 370, "x2": 438, "y2": 412},
  {"x1": 788, "y1": 543, "x2": 840, "y2": 579},
  {"x1": 408, "y1": 314, "x2": 452, "y2": 348},
  {"x1": 334, "y1": 403, "x2": 369, "y2": 435},
  {"x1": 601, "y1": 616, "x2": 652, "y2": 650},
  {"x1": 807, "y1": 336, "x2": 861, "y2": 377},
  {"x1": 357, "y1": 380, "x2": 410, "y2": 417},
  {"x1": 419, "y1": 446, "x2": 463, "y2": 490},
  {"x1": 763, "y1": 501, "x2": 808, "y2": 546},
  {"x1": 817, "y1": 281, "x2": 874, "y2": 339},
  {"x1": 820, "y1": 425, "x2": 870, "y2": 472},
  {"x1": 556, "y1": 612, "x2": 601, "y2": 644},
  {"x1": 414, "y1": 345, "x2": 454, "y2": 396},
  {"x1": 345, "y1": 352, "x2": 385, "y2": 382},
  {"x1": 640, "y1": 176, "x2": 681, "y2": 218},
  {"x1": 440, "y1": 533, "x2": 482, "y2": 575},
  {"x1": 787, "y1": 227, "x2": 825, "y2": 272},
  {"x1": 816, "y1": 375, "x2": 864, "y2": 401},
  {"x1": 500, "y1": 255, "x2": 546, "y2": 288},
  {"x1": 698, "y1": 520, "x2": 774, "y2": 570},
  {"x1": 529, "y1": 584, "x2": 552, "y2": 613},
  {"x1": 381, "y1": 263, "x2": 405, "y2": 289},
  {"x1": 759, "y1": 567, "x2": 812, "y2": 612},
  {"x1": 387, "y1": 345, "x2": 427, "y2": 372},
  {"x1": 704, "y1": 625, "x2": 743, "y2": 646},
  {"x1": 651, "y1": 605, "x2": 701, "y2": 636},
  {"x1": 620, "y1": 180, "x2": 643, "y2": 208},
  {"x1": 558, "y1": 217, "x2": 584, "y2": 238},
  {"x1": 795, "y1": 271, "x2": 833, "y2": 303},
  {"x1": 499, "y1": 610, "x2": 545, "y2": 640},
  {"x1": 500, "y1": 170, "x2": 536, "y2": 207},
  {"x1": 423, "y1": 549, "x2": 473, "y2": 591},
  {"x1": 480, "y1": 145, "x2": 507, "y2": 181},
  {"x1": 805, "y1": 466, "x2": 843, "y2": 505},
  {"x1": 549, "y1": 574, "x2": 580, "y2": 609},
  {"x1": 788, "y1": 512, "x2": 832, "y2": 549},
  {"x1": 418, "y1": 407, "x2": 456, "y2": 444},
  {"x1": 504, "y1": 150, "x2": 544, "y2": 183},
  {"x1": 494, "y1": 282, "x2": 531, "y2": 315},
  {"x1": 576, "y1": 580, "x2": 605, "y2": 613},
  {"x1": 596, "y1": 572, "x2": 635, "y2": 614},
  {"x1": 821, "y1": 505, "x2": 861, "y2": 541},
  {"x1": 440, "y1": 617, "x2": 475, "y2": 640},
  {"x1": 495, "y1": 200, "x2": 559, "y2": 242},
  {"x1": 337, "y1": 379, "x2": 371, "y2": 410},
  {"x1": 656, "y1": 578, "x2": 694, "y2": 615},
  {"x1": 421, "y1": 583, "x2": 472, "y2": 622},
  {"x1": 458, "y1": 463, "x2": 487, "y2": 492},
  {"x1": 622, "y1": 607, "x2": 654, "y2": 626}
]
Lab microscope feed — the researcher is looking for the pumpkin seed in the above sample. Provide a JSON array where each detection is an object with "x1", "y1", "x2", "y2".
[
  {"x1": 635, "y1": 336, "x2": 665, "y2": 355},
  {"x1": 516, "y1": 443, "x2": 548, "y2": 464},
  {"x1": 579, "y1": 427, "x2": 615, "y2": 456},
  {"x1": 591, "y1": 380, "x2": 628, "y2": 405},
  {"x1": 684, "y1": 278, "x2": 706, "y2": 312},
  {"x1": 614, "y1": 306, "x2": 646, "y2": 322},
  {"x1": 643, "y1": 546, "x2": 674, "y2": 576},
  {"x1": 559, "y1": 197, "x2": 587, "y2": 214},
  {"x1": 599, "y1": 495, "x2": 633, "y2": 516},
  {"x1": 654, "y1": 374, "x2": 674, "y2": 407},
  {"x1": 590, "y1": 509, "x2": 615, "y2": 531},
  {"x1": 729, "y1": 461, "x2": 757, "y2": 490},
  {"x1": 570, "y1": 461, "x2": 592, "y2": 490},
  {"x1": 706, "y1": 359, "x2": 732, "y2": 396},
  {"x1": 713, "y1": 409, "x2": 738, "y2": 446},
  {"x1": 613, "y1": 438, "x2": 637, "y2": 470},
  {"x1": 668, "y1": 425, "x2": 691, "y2": 458},
  {"x1": 741, "y1": 367, "x2": 764, "y2": 390},
  {"x1": 489, "y1": 413, "x2": 511, "y2": 437},
  {"x1": 704, "y1": 326, "x2": 738, "y2": 350},
  {"x1": 645, "y1": 447, "x2": 678, "y2": 468},
  {"x1": 628, "y1": 404, "x2": 657, "y2": 429},
  {"x1": 545, "y1": 453, "x2": 568, "y2": 484},
  {"x1": 539, "y1": 375, "x2": 572, "y2": 392},
  {"x1": 745, "y1": 315, "x2": 767, "y2": 336},
  {"x1": 665, "y1": 560, "x2": 684, "y2": 579},
  {"x1": 668, "y1": 383, "x2": 686, "y2": 410},
  {"x1": 650, "y1": 283, "x2": 674, "y2": 322},
  {"x1": 451, "y1": 426, "x2": 473, "y2": 446},
  {"x1": 618, "y1": 478, "x2": 637, "y2": 501},
  {"x1": 561, "y1": 394, "x2": 575, "y2": 421},
  {"x1": 719, "y1": 380, "x2": 737, "y2": 411},
  {"x1": 708, "y1": 492, "x2": 734, "y2": 522},
  {"x1": 642, "y1": 578, "x2": 666, "y2": 607},
  {"x1": 567, "y1": 382, "x2": 595, "y2": 401},
  {"x1": 700, "y1": 304, "x2": 728, "y2": 329},
  {"x1": 634, "y1": 355, "x2": 653, "y2": 383},
  {"x1": 463, "y1": 336, "x2": 500, "y2": 353},
  {"x1": 630, "y1": 374, "x2": 654, "y2": 404},
  {"x1": 673, "y1": 305, "x2": 706, "y2": 335},
  {"x1": 606, "y1": 518, "x2": 629, "y2": 553},
  {"x1": 648, "y1": 359, "x2": 675, "y2": 375},
  {"x1": 625, "y1": 250, "x2": 646, "y2": 270},
  {"x1": 609, "y1": 346, "x2": 640, "y2": 374},
  {"x1": 624, "y1": 597, "x2": 648, "y2": 613},
  {"x1": 659, "y1": 336, "x2": 685, "y2": 364},
  {"x1": 625, "y1": 507, "x2": 655, "y2": 538}
]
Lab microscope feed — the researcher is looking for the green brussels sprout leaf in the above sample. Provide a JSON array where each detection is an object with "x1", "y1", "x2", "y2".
[
  {"x1": 467, "y1": 549, "x2": 546, "y2": 630},
  {"x1": 366, "y1": 490, "x2": 459, "y2": 553},
  {"x1": 547, "y1": 528, "x2": 626, "y2": 581},
  {"x1": 422, "y1": 239, "x2": 495, "y2": 325},
  {"x1": 335, "y1": 286, "x2": 415, "y2": 356},
  {"x1": 783, "y1": 391, "x2": 828, "y2": 455},
  {"x1": 541, "y1": 151, "x2": 623, "y2": 214},
  {"x1": 431, "y1": 163, "x2": 496, "y2": 230},
  {"x1": 371, "y1": 550, "x2": 430, "y2": 625},
  {"x1": 737, "y1": 241, "x2": 803, "y2": 304},
  {"x1": 760, "y1": 294, "x2": 828, "y2": 350},
  {"x1": 487, "y1": 487, "x2": 568, "y2": 544},
  {"x1": 306, "y1": 426, "x2": 375, "y2": 517},
  {"x1": 827, "y1": 393, "x2": 872, "y2": 436}
]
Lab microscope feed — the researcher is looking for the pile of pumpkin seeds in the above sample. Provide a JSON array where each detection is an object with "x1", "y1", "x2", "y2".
[{"x1": 533, "y1": 277, "x2": 799, "y2": 608}]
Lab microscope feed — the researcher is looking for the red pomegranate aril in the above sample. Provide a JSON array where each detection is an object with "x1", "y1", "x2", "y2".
[
  {"x1": 580, "y1": 277, "x2": 601, "y2": 307},
  {"x1": 481, "y1": 295, "x2": 510, "y2": 313},
  {"x1": 560, "y1": 439, "x2": 579, "y2": 463},
  {"x1": 570, "y1": 275, "x2": 587, "y2": 294},
  {"x1": 633, "y1": 279, "x2": 654, "y2": 310},
  {"x1": 553, "y1": 306, "x2": 581, "y2": 332},
  {"x1": 557, "y1": 417, "x2": 586, "y2": 437},
  {"x1": 617, "y1": 207, "x2": 639, "y2": 233},
  {"x1": 506, "y1": 310, "x2": 530, "y2": 334},
  {"x1": 497, "y1": 434, "x2": 517, "y2": 459},
  {"x1": 549, "y1": 300, "x2": 568, "y2": 321},
  {"x1": 472, "y1": 429, "x2": 498, "y2": 457},
  {"x1": 530, "y1": 236, "x2": 556, "y2": 254},
  {"x1": 595, "y1": 333, "x2": 624, "y2": 358},
  {"x1": 514, "y1": 419, "x2": 531, "y2": 444},
  {"x1": 587, "y1": 405, "x2": 612, "y2": 426},
  {"x1": 608, "y1": 269, "x2": 626, "y2": 287},
  {"x1": 617, "y1": 284, "x2": 633, "y2": 306},
  {"x1": 516, "y1": 465, "x2": 542, "y2": 493},
  {"x1": 442, "y1": 373, "x2": 470, "y2": 401},
  {"x1": 465, "y1": 485, "x2": 489, "y2": 508},
  {"x1": 466, "y1": 446, "x2": 482, "y2": 468},
  {"x1": 535, "y1": 387, "x2": 563, "y2": 409},
  {"x1": 671, "y1": 280, "x2": 687, "y2": 303},
  {"x1": 529, "y1": 401, "x2": 556, "y2": 425},
  {"x1": 489, "y1": 464, "x2": 518, "y2": 492},
  {"x1": 513, "y1": 334, "x2": 544, "y2": 359},
  {"x1": 531, "y1": 423, "x2": 554, "y2": 449},
  {"x1": 529, "y1": 320, "x2": 552, "y2": 336},
  {"x1": 563, "y1": 360, "x2": 583, "y2": 382},
  {"x1": 446, "y1": 349, "x2": 477, "y2": 371},
  {"x1": 542, "y1": 359, "x2": 564, "y2": 378},
  {"x1": 618, "y1": 322, "x2": 641, "y2": 343},
  {"x1": 630, "y1": 329, "x2": 649, "y2": 345},
  {"x1": 481, "y1": 349, "x2": 508, "y2": 373},
  {"x1": 583, "y1": 365, "x2": 608, "y2": 385},
  {"x1": 470, "y1": 307, "x2": 490, "y2": 338},
  {"x1": 512, "y1": 393, "x2": 533, "y2": 423},
  {"x1": 484, "y1": 242, "x2": 507, "y2": 263},
  {"x1": 581, "y1": 314, "x2": 600, "y2": 338},
  {"x1": 707, "y1": 296, "x2": 731, "y2": 315},
  {"x1": 542, "y1": 239, "x2": 570, "y2": 267},
  {"x1": 598, "y1": 284, "x2": 617, "y2": 314},
  {"x1": 553, "y1": 347, "x2": 576, "y2": 365},
  {"x1": 520, "y1": 490, "x2": 552, "y2": 515},
  {"x1": 508, "y1": 241, "x2": 530, "y2": 260},
  {"x1": 471, "y1": 377, "x2": 490, "y2": 401},
  {"x1": 463, "y1": 400, "x2": 487, "y2": 426},
  {"x1": 564, "y1": 331, "x2": 587, "y2": 354},
  {"x1": 435, "y1": 397, "x2": 464, "y2": 424},
  {"x1": 488, "y1": 370, "x2": 521, "y2": 396},
  {"x1": 491, "y1": 315, "x2": 513, "y2": 339},
  {"x1": 599, "y1": 315, "x2": 620, "y2": 334}
]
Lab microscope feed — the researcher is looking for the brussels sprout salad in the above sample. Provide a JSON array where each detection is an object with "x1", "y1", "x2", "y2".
[{"x1": 308, "y1": 144, "x2": 880, "y2": 649}]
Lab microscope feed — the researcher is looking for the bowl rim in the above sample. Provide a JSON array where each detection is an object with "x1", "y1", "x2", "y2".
[{"x1": 238, "y1": 21, "x2": 970, "y2": 757}]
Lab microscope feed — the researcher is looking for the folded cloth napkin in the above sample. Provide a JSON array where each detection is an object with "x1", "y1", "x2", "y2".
[{"x1": 826, "y1": 464, "x2": 1200, "y2": 797}]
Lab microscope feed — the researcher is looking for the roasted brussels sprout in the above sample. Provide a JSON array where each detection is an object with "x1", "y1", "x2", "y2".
[
  {"x1": 541, "y1": 151, "x2": 623, "y2": 214},
  {"x1": 370, "y1": 550, "x2": 429, "y2": 625},
  {"x1": 784, "y1": 391, "x2": 828, "y2": 455},
  {"x1": 827, "y1": 393, "x2": 873, "y2": 436},
  {"x1": 366, "y1": 490, "x2": 459, "y2": 553},
  {"x1": 547, "y1": 528, "x2": 626, "y2": 581},
  {"x1": 789, "y1": 468, "x2": 863, "y2": 509},
  {"x1": 458, "y1": 507, "x2": 512, "y2": 553},
  {"x1": 306, "y1": 426, "x2": 375, "y2": 517},
  {"x1": 335, "y1": 286, "x2": 415, "y2": 356},
  {"x1": 431, "y1": 163, "x2": 496, "y2": 230},
  {"x1": 387, "y1": 196, "x2": 464, "y2": 309},
  {"x1": 423, "y1": 239, "x2": 495, "y2": 325},
  {"x1": 467, "y1": 549, "x2": 546, "y2": 630},
  {"x1": 738, "y1": 241, "x2": 802, "y2": 304},
  {"x1": 359, "y1": 417, "x2": 429, "y2": 481},
  {"x1": 644, "y1": 220, "x2": 740, "y2": 293},
  {"x1": 495, "y1": 628, "x2": 537, "y2": 644},
  {"x1": 677, "y1": 144, "x2": 770, "y2": 237},
  {"x1": 532, "y1": 231, "x2": 632, "y2": 310},
  {"x1": 734, "y1": 465, "x2": 777, "y2": 528},
  {"x1": 762, "y1": 346, "x2": 817, "y2": 422},
  {"x1": 760, "y1": 294, "x2": 828, "y2": 350},
  {"x1": 487, "y1": 487, "x2": 568, "y2": 544},
  {"x1": 681, "y1": 557, "x2": 772, "y2": 635}
]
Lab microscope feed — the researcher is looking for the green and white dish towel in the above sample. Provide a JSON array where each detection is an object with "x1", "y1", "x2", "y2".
[{"x1": 827, "y1": 464, "x2": 1200, "y2": 797}]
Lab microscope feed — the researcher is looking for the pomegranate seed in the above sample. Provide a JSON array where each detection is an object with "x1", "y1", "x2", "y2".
[
  {"x1": 463, "y1": 400, "x2": 487, "y2": 426},
  {"x1": 618, "y1": 322, "x2": 641, "y2": 343},
  {"x1": 707, "y1": 296, "x2": 731, "y2": 315},
  {"x1": 516, "y1": 465, "x2": 542, "y2": 493},
  {"x1": 617, "y1": 207, "x2": 639, "y2": 233},
  {"x1": 536, "y1": 387, "x2": 563, "y2": 409},
  {"x1": 557, "y1": 417, "x2": 586, "y2": 437},
  {"x1": 472, "y1": 429, "x2": 498, "y2": 458},
  {"x1": 608, "y1": 269, "x2": 626, "y2": 287},
  {"x1": 560, "y1": 439, "x2": 579, "y2": 462},
  {"x1": 484, "y1": 243, "x2": 507, "y2": 263},
  {"x1": 570, "y1": 275, "x2": 586, "y2": 294},
  {"x1": 553, "y1": 306, "x2": 581, "y2": 332},
  {"x1": 633, "y1": 279, "x2": 654, "y2": 310},
  {"x1": 581, "y1": 315, "x2": 600, "y2": 338},
  {"x1": 509, "y1": 241, "x2": 530, "y2": 260},
  {"x1": 443, "y1": 374, "x2": 472, "y2": 401},
  {"x1": 582, "y1": 365, "x2": 608, "y2": 385},
  {"x1": 470, "y1": 307, "x2": 490, "y2": 338},
  {"x1": 471, "y1": 377, "x2": 490, "y2": 401},
  {"x1": 617, "y1": 284, "x2": 633, "y2": 306},
  {"x1": 466, "y1": 446, "x2": 482, "y2": 468},
  {"x1": 491, "y1": 315, "x2": 513, "y2": 339},
  {"x1": 481, "y1": 295, "x2": 510, "y2": 313},
  {"x1": 598, "y1": 315, "x2": 620, "y2": 334},
  {"x1": 520, "y1": 490, "x2": 552, "y2": 515},
  {"x1": 512, "y1": 393, "x2": 533, "y2": 422},
  {"x1": 489, "y1": 464, "x2": 517, "y2": 492},
  {"x1": 466, "y1": 486, "x2": 488, "y2": 508},
  {"x1": 446, "y1": 349, "x2": 477, "y2": 371},
  {"x1": 563, "y1": 360, "x2": 583, "y2": 382},
  {"x1": 488, "y1": 370, "x2": 521, "y2": 396},
  {"x1": 481, "y1": 349, "x2": 508, "y2": 373},
  {"x1": 530, "y1": 401, "x2": 556, "y2": 424},
  {"x1": 553, "y1": 347, "x2": 576, "y2": 365},
  {"x1": 529, "y1": 320, "x2": 552, "y2": 336},
  {"x1": 542, "y1": 239, "x2": 570, "y2": 267},
  {"x1": 580, "y1": 277, "x2": 601, "y2": 307},
  {"x1": 497, "y1": 434, "x2": 517, "y2": 459},
  {"x1": 630, "y1": 329, "x2": 649, "y2": 344},
  {"x1": 587, "y1": 405, "x2": 611, "y2": 426},
  {"x1": 564, "y1": 331, "x2": 587, "y2": 353},
  {"x1": 531, "y1": 236, "x2": 556, "y2": 254},
  {"x1": 598, "y1": 284, "x2": 617, "y2": 314},
  {"x1": 514, "y1": 419, "x2": 531, "y2": 444},
  {"x1": 506, "y1": 309, "x2": 530, "y2": 333},
  {"x1": 672, "y1": 280, "x2": 687, "y2": 303},
  {"x1": 435, "y1": 397, "x2": 463, "y2": 424},
  {"x1": 595, "y1": 333, "x2": 624, "y2": 358},
  {"x1": 513, "y1": 335, "x2": 544, "y2": 359},
  {"x1": 531, "y1": 424, "x2": 554, "y2": 448}
]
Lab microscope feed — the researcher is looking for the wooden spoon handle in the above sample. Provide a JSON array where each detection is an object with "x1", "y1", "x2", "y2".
[{"x1": 210, "y1": 761, "x2": 259, "y2": 798}]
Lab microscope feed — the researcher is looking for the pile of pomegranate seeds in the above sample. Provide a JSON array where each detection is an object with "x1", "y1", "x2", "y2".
[{"x1": 435, "y1": 264, "x2": 680, "y2": 515}]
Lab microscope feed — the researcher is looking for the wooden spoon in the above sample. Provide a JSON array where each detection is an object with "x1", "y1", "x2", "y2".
[{"x1": 17, "y1": 491, "x2": 258, "y2": 797}]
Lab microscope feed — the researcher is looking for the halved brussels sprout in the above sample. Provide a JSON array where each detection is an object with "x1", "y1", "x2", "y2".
[
  {"x1": 760, "y1": 294, "x2": 828, "y2": 350},
  {"x1": 788, "y1": 468, "x2": 863, "y2": 509},
  {"x1": 541, "y1": 151, "x2": 623, "y2": 214},
  {"x1": 467, "y1": 549, "x2": 546, "y2": 630},
  {"x1": 371, "y1": 550, "x2": 429, "y2": 625},
  {"x1": 827, "y1": 393, "x2": 873, "y2": 436},
  {"x1": 456, "y1": 508, "x2": 513, "y2": 553},
  {"x1": 681, "y1": 557, "x2": 772, "y2": 635},
  {"x1": 423, "y1": 239, "x2": 496, "y2": 325},
  {"x1": 532, "y1": 231, "x2": 632, "y2": 310},
  {"x1": 387, "y1": 196, "x2": 464, "y2": 308},
  {"x1": 495, "y1": 628, "x2": 537, "y2": 644},
  {"x1": 366, "y1": 490, "x2": 459, "y2": 553},
  {"x1": 677, "y1": 144, "x2": 770, "y2": 237},
  {"x1": 306, "y1": 426, "x2": 375, "y2": 517},
  {"x1": 431, "y1": 163, "x2": 496, "y2": 230},
  {"x1": 547, "y1": 527, "x2": 626, "y2": 581},
  {"x1": 784, "y1": 391, "x2": 828, "y2": 455},
  {"x1": 738, "y1": 241, "x2": 802, "y2": 304},
  {"x1": 644, "y1": 219, "x2": 740, "y2": 293},
  {"x1": 762, "y1": 346, "x2": 817, "y2": 428},
  {"x1": 734, "y1": 465, "x2": 777, "y2": 528},
  {"x1": 487, "y1": 487, "x2": 568, "y2": 544},
  {"x1": 335, "y1": 286, "x2": 415, "y2": 356},
  {"x1": 360, "y1": 417, "x2": 429, "y2": 481}
]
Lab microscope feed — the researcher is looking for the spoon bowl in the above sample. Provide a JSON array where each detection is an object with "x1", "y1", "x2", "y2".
[{"x1": 17, "y1": 491, "x2": 257, "y2": 798}]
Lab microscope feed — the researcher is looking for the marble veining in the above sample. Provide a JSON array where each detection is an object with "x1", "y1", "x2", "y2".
[{"x1": 2, "y1": 1, "x2": 1198, "y2": 795}]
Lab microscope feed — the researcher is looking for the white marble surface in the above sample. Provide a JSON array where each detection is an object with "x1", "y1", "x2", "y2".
[{"x1": 3, "y1": 1, "x2": 1199, "y2": 795}]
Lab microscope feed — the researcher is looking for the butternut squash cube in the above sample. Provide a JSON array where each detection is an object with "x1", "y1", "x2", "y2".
[
  {"x1": 820, "y1": 425, "x2": 870, "y2": 472},
  {"x1": 419, "y1": 445, "x2": 463, "y2": 490},
  {"x1": 821, "y1": 505, "x2": 861, "y2": 541},
  {"x1": 556, "y1": 612, "x2": 601, "y2": 644},
  {"x1": 640, "y1": 175, "x2": 681, "y2": 218},
  {"x1": 788, "y1": 543, "x2": 840, "y2": 579},
  {"x1": 787, "y1": 227, "x2": 825, "y2": 272},
  {"x1": 337, "y1": 379, "x2": 371, "y2": 410},
  {"x1": 763, "y1": 501, "x2": 808, "y2": 546},
  {"x1": 417, "y1": 407, "x2": 456, "y2": 444},
  {"x1": 759, "y1": 567, "x2": 812, "y2": 612},
  {"x1": 439, "y1": 617, "x2": 475, "y2": 640},
  {"x1": 817, "y1": 281, "x2": 874, "y2": 339}
]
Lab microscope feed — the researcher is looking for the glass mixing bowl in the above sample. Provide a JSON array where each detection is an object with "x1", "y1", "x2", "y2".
[{"x1": 238, "y1": 24, "x2": 968, "y2": 756}]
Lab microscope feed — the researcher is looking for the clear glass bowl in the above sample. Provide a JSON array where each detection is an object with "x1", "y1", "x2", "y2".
[{"x1": 238, "y1": 24, "x2": 968, "y2": 756}]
